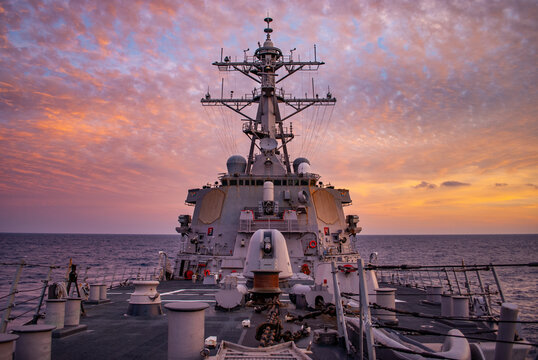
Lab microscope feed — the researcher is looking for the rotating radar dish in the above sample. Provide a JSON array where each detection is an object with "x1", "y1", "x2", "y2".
[{"x1": 260, "y1": 138, "x2": 278, "y2": 152}]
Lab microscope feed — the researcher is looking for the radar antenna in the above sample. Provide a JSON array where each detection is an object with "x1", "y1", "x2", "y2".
[{"x1": 201, "y1": 18, "x2": 336, "y2": 174}]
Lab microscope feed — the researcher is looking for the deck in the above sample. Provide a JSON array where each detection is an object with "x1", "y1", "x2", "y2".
[
  {"x1": 50, "y1": 280, "x2": 344, "y2": 360},
  {"x1": 49, "y1": 278, "x2": 524, "y2": 359}
]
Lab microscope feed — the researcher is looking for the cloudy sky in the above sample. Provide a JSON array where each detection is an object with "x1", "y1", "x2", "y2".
[{"x1": 1, "y1": 0, "x2": 537, "y2": 234}]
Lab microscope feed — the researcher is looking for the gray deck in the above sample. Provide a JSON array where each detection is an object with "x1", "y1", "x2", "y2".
[
  {"x1": 51, "y1": 280, "x2": 345, "y2": 360},
  {"x1": 50, "y1": 280, "x2": 499, "y2": 359}
]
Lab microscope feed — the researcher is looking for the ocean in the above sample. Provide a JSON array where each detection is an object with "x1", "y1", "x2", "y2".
[{"x1": 0, "y1": 233, "x2": 536, "y2": 343}]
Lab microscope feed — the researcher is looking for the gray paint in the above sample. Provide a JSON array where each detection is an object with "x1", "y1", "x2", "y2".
[{"x1": 175, "y1": 19, "x2": 361, "y2": 279}]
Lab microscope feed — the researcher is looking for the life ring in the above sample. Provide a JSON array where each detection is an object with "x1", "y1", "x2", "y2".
[
  {"x1": 309, "y1": 240, "x2": 317, "y2": 248},
  {"x1": 300, "y1": 263, "x2": 311, "y2": 276},
  {"x1": 204, "y1": 269, "x2": 211, "y2": 276},
  {"x1": 184, "y1": 270, "x2": 194, "y2": 280}
]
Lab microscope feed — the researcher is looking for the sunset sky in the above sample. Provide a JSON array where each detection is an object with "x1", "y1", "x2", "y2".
[{"x1": 1, "y1": 0, "x2": 537, "y2": 234}]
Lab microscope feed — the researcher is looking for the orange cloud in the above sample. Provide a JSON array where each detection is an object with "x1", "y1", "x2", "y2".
[{"x1": 0, "y1": 0, "x2": 536, "y2": 234}]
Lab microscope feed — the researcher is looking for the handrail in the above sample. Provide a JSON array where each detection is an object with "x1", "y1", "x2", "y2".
[{"x1": 367, "y1": 262, "x2": 538, "y2": 270}]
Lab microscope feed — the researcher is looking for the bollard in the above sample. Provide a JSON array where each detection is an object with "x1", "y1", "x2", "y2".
[
  {"x1": 441, "y1": 293, "x2": 453, "y2": 317},
  {"x1": 374, "y1": 288, "x2": 397, "y2": 324},
  {"x1": 89, "y1": 284, "x2": 101, "y2": 302},
  {"x1": 99, "y1": 284, "x2": 108, "y2": 300},
  {"x1": 426, "y1": 285, "x2": 443, "y2": 304},
  {"x1": 127, "y1": 280, "x2": 162, "y2": 316},
  {"x1": 366, "y1": 270, "x2": 379, "y2": 303},
  {"x1": 65, "y1": 297, "x2": 82, "y2": 326},
  {"x1": 165, "y1": 302, "x2": 209, "y2": 360},
  {"x1": 44, "y1": 299, "x2": 66, "y2": 330},
  {"x1": 0, "y1": 334, "x2": 18, "y2": 360},
  {"x1": 452, "y1": 296, "x2": 469, "y2": 318},
  {"x1": 11, "y1": 324, "x2": 56, "y2": 360},
  {"x1": 494, "y1": 303, "x2": 519, "y2": 360}
]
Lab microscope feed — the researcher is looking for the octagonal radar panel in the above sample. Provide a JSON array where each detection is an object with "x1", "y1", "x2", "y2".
[{"x1": 260, "y1": 138, "x2": 278, "y2": 152}]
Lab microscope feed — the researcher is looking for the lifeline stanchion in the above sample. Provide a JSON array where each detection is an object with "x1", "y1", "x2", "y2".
[
  {"x1": 28, "y1": 266, "x2": 54, "y2": 325},
  {"x1": 0, "y1": 259, "x2": 25, "y2": 333},
  {"x1": 357, "y1": 259, "x2": 376, "y2": 360},
  {"x1": 330, "y1": 261, "x2": 350, "y2": 354}
]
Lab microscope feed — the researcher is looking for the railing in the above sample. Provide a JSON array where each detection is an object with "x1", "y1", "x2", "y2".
[
  {"x1": 343, "y1": 260, "x2": 538, "y2": 359},
  {"x1": 0, "y1": 257, "x2": 169, "y2": 332},
  {"x1": 371, "y1": 262, "x2": 538, "y2": 318},
  {"x1": 238, "y1": 219, "x2": 308, "y2": 233},
  {"x1": 241, "y1": 122, "x2": 292, "y2": 137}
]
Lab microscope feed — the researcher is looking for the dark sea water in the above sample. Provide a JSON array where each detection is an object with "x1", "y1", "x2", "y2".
[{"x1": 0, "y1": 233, "x2": 536, "y2": 343}]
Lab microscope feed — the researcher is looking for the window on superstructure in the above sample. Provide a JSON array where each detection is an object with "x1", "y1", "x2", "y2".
[
  {"x1": 256, "y1": 180, "x2": 263, "y2": 186},
  {"x1": 245, "y1": 179, "x2": 250, "y2": 186},
  {"x1": 300, "y1": 180, "x2": 308, "y2": 186},
  {"x1": 230, "y1": 180, "x2": 237, "y2": 186},
  {"x1": 310, "y1": 179, "x2": 316, "y2": 186},
  {"x1": 239, "y1": 180, "x2": 244, "y2": 186},
  {"x1": 222, "y1": 179, "x2": 228, "y2": 186},
  {"x1": 274, "y1": 179, "x2": 282, "y2": 186}
]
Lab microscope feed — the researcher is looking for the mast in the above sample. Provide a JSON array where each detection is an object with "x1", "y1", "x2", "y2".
[{"x1": 201, "y1": 17, "x2": 336, "y2": 174}]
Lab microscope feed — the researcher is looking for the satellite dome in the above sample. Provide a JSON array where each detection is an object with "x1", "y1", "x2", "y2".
[
  {"x1": 298, "y1": 162, "x2": 311, "y2": 175},
  {"x1": 226, "y1": 155, "x2": 247, "y2": 175},
  {"x1": 293, "y1": 157, "x2": 310, "y2": 173}
]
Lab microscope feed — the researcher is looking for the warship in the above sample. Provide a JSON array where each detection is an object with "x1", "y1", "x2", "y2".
[
  {"x1": 173, "y1": 17, "x2": 361, "y2": 284},
  {"x1": 0, "y1": 17, "x2": 535, "y2": 360}
]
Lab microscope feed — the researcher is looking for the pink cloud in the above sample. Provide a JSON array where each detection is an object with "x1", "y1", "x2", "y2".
[{"x1": 0, "y1": 0, "x2": 536, "y2": 233}]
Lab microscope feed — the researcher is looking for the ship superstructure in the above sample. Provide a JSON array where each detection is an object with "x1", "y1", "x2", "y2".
[{"x1": 174, "y1": 18, "x2": 362, "y2": 280}]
